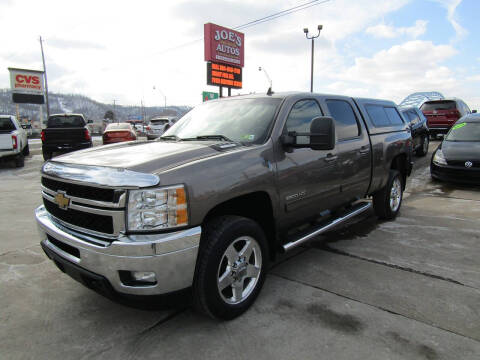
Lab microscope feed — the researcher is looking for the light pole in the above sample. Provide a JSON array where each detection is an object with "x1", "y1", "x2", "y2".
[
  {"x1": 304, "y1": 25, "x2": 323, "y2": 93},
  {"x1": 153, "y1": 86, "x2": 166, "y2": 111},
  {"x1": 258, "y1": 67, "x2": 273, "y2": 95}
]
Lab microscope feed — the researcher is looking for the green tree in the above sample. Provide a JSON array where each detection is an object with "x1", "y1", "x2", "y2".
[{"x1": 104, "y1": 110, "x2": 115, "y2": 121}]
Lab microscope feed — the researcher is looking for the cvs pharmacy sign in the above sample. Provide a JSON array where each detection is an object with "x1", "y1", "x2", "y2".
[{"x1": 9, "y1": 68, "x2": 44, "y2": 95}]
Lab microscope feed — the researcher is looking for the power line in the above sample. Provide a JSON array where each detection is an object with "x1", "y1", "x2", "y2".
[{"x1": 150, "y1": 0, "x2": 331, "y2": 56}]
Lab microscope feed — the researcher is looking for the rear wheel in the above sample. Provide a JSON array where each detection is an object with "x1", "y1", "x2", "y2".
[
  {"x1": 42, "y1": 150, "x2": 52, "y2": 161},
  {"x1": 193, "y1": 216, "x2": 268, "y2": 320},
  {"x1": 23, "y1": 143, "x2": 30, "y2": 156},
  {"x1": 416, "y1": 135, "x2": 429, "y2": 156},
  {"x1": 373, "y1": 170, "x2": 403, "y2": 220},
  {"x1": 15, "y1": 153, "x2": 25, "y2": 167}
]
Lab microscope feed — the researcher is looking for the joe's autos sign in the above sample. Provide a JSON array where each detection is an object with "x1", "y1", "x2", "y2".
[
  {"x1": 204, "y1": 23, "x2": 244, "y2": 67},
  {"x1": 8, "y1": 67, "x2": 45, "y2": 104}
]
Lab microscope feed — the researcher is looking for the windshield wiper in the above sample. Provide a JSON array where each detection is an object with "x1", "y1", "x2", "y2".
[
  {"x1": 194, "y1": 135, "x2": 233, "y2": 142},
  {"x1": 158, "y1": 135, "x2": 181, "y2": 141}
]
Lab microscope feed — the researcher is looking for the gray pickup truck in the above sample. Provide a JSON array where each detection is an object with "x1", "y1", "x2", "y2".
[{"x1": 36, "y1": 92, "x2": 412, "y2": 319}]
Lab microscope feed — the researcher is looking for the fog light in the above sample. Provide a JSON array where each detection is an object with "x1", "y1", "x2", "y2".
[
  {"x1": 119, "y1": 270, "x2": 157, "y2": 286},
  {"x1": 132, "y1": 271, "x2": 156, "y2": 283}
]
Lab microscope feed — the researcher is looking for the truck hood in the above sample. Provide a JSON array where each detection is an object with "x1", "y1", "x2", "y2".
[{"x1": 53, "y1": 140, "x2": 237, "y2": 173}]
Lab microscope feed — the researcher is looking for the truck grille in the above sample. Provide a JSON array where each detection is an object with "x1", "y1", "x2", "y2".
[
  {"x1": 41, "y1": 177, "x2": 125, "y2": 238},
  {"x1": 41, "y1": 177, "x2": 118, "y2": 202},
  {"x1": 44, "y1": 198, "x2": 114, "y2": 234}
]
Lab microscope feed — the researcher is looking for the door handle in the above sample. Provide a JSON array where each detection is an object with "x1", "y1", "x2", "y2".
[
  {"x1": 359, "y1": 146, "x2": 370, "y2": 154},
  {"x1": 324, "y1": 154, "x2": 338, "y2": 162}
]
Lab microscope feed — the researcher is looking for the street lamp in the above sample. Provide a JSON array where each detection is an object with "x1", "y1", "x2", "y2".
[
  {"x1": 258, "y1": 66, "x2": 273, "y2": 95},
  {"x1": 153, "y1": 86, "x2": 166, "y2": 110},
  {"x1": 304, "y1": 24, "x2": 323, "y2": 93}
]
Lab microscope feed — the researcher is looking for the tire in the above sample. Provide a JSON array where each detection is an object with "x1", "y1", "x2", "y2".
[
  {"x1": 373, "y1": 170, "x2": 403, "y2": 220},
  {"x1": 15, "y1": 153, "x2": 25, "y2": 167},
  {"x1": 416, "y1": 135, "x2": 429, "y2": 157},
  {"x1": 23, "y1": 143, "x2": 30, "y2": 156},
  {"x1": 42, "y1": 150, "x2": 52, "y2": 161},
  {"x1": 193, "y1": 215, "x2": 268, "y2": 320}
]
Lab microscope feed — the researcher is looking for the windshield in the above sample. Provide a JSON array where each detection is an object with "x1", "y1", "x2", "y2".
[
  {"x1": 445, "y1": 122, "x2": 480, "y2": 142},
  {"x1": 163, "y1": 98, "x2": 282, "y2": 144},
  {"x1": 105, "y1": 123, "x2": 131, "y2": 131},
  {"x1": 150, "y1": 120, "x2": 169, "y2": 125},
  {"x1": 47, "y1": 115, "x2": 85, "y2": 128},
  {"x1": 420, "y1": 100, "x2": 456, "y2": 112},
  {"x1": 0, "y1": 117, "x2": 15, "y2": 131}
]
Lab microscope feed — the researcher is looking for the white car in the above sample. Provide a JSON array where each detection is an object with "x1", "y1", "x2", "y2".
[
  {"x1": 0, "y1": 115, "x2": 29, "y2": 167},
  {"x1": 146, "y1": 117, "x2": 177, "y2": 140}
]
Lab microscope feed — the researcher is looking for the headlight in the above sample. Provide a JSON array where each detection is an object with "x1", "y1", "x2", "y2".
[
  {"x1": 433, "y1": 149, "x2": 447, "y2": 165},
  {"x1": 127, "y1": 185, "x2": 188, "y2": 231}
]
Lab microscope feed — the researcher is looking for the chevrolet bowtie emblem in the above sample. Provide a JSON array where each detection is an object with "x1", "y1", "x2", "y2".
[{"x1": 54, "y1": 192, "x2": 70, "y2": 210}]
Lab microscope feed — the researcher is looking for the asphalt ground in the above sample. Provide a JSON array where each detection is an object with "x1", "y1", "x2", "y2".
[{"x1": 1, "y1": 139, "x2": 479, "y2": 359}]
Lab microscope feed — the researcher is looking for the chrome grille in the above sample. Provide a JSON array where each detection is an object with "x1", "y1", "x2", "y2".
[{"x1": 41, "y1": 176, "x2": 126, "y2": 239}]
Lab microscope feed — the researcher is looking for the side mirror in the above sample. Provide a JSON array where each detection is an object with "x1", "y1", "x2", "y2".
[
  {"x1": 310, "y1": 116, "x2": 335, "y2": 150},
  {"x1": 280, "y1": 116, "x2": 335, "y2": 151},
  {"x1": 87, "y1": 119, "x2": 93, "y2": 123},
  {"x1": 472, "y1": 110, "x2": 477, "y2": 114}
]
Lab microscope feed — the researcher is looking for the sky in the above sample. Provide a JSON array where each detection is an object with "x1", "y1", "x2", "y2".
[{"x1": 0, "y1": 0, "x2": 479, "y2": 110}]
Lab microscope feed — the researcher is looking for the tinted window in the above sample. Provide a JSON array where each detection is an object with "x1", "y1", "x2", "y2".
[
  {"x1": 365, "y1": 105, "x2": 390, "y2": 127},
  {"x1": 326, "y1": 100, "x2": 359, "y2": 140},
  {"x1": 420, "y1": 101, "x2": 456, "y2": 111},
  {"x1": 47, "y1": 115, "x2": 85, "y2": 128},
  {"x1": 385, "y1": 107, "x2": 404, "y2": 125},
  {"x1": 0, "y1": 117, "x2": 15, "y2": 131},
  {"x1": 150, "y1": 119, "x2": 169, "y2": 125},
  {"x1": 401, "y1": 110, "x2": 417, "y2": 124},
  {"x1": 285, "y1": 99, "x2": 323, "y2": 144}
]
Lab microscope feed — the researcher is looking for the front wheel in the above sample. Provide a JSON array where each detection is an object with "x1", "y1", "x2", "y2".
[
  {"x1": 193, "y1": 216, "x2": 268, "y2": 320},
  {"x1": 373, "y1": 170, "x2": 403, "y2": 220},
  {"x1": 416, "y1": 135, "x2": 429, "y2": 156},
  {"x1": 42, "y1": 150, "x2": 52, "y2": 161}
]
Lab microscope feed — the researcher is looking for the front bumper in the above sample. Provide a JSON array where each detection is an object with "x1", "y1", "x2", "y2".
[
  {"x1": 431, "y1": 163, "x2": 480, "y2": 185},
  {"x1": 36, "y1": 205, "x2": 201, "y2": 296}
]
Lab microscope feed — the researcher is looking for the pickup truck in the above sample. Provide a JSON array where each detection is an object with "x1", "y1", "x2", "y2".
[
  {"x1": 36, "y1": 92, "x2": 412, "y2": 319},
  {"x1": 41, "y1": 113, "x2": 92, "y2": 161},
  {"x1": 0, "y1": 115, "x2": 29, "y2": 167}
]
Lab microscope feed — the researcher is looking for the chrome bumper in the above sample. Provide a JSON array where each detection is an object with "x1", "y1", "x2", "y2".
[{"x1": 35, "y1": 205, "x2": 201, "y2": 296}]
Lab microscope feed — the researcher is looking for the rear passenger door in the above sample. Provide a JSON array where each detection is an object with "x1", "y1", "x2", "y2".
[{"x1": 324, "y1": 98, "x2": 371, "y2": 204}]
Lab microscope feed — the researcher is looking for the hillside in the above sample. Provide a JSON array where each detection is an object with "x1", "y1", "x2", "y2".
[{"x1": 0, "y1": 89, "x2": 191, "y2": 122}]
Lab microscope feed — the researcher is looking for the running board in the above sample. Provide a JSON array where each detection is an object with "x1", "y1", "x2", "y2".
[{"x1": 282, "y1": 202, "x2": 372, "y2": 252}]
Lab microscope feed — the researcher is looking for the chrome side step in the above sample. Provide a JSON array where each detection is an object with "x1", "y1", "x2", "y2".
[{"x1": 282, "y1": 202, "x2": 372, "y2": 252}]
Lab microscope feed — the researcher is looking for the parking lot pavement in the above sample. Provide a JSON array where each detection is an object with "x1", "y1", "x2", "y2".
[{"x1": 1, "y1": 140, "x2": 479, "y2": 359}]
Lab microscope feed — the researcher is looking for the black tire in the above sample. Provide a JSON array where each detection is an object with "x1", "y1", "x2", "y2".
[
  {"x1": 42, "y1": 150, "x2": 52, "y2": 161},
  {"x1": 193, "y1": 215, "x2": 268, "y2": 320},
  {"x1": 23, "y1": 143, "x2": 30, "y2": 156},
  {"x1": 416, "y1": 135, "x2": 429, "y2": 156},
  {"x1": 373, "y1": 170, "x2": 403, "y2": 220},
  {"x1": 15, "y1": 153, "x2": 25, "y2": 167}
]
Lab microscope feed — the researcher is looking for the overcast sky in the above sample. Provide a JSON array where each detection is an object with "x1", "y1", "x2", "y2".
[{"x1": 1, "y1": 0, "x2": 479, "y2": 110}]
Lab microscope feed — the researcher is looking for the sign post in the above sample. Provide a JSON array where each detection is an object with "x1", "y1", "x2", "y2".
[{"x1": 204, "y1": 23, "x2": 244, "y2": 97}]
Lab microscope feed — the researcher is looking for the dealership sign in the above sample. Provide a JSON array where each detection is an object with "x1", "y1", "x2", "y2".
[
  {"x1": 207, "y1": 62, "x2": 242, "y2": 89},
  {"x1": 8, "y1": 67, "x2": 45, "y2": 104},
  {"x1": 204, "y1": 23, "x2": 244, "y2": 67}
]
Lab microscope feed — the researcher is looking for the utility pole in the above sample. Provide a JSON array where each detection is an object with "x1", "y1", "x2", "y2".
[
  {"x1": 153, "y1": 86, "x2": 166, "y2": 112},
  {"x1": 303, "y1": 25, "x2": 323, "y2": 93},
  {"x1": 39, "y1": 36, "x2": 50, "y2": 117},
  {"x1": 113, "y1": 99, "x2": 117, "y2": 122}
]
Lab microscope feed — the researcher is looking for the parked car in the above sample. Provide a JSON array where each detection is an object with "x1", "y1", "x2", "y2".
[
  {"x1": 103, "y1": 122, "x2": 137, "y2": 144},
  {"x1": 431, "y1": 113, "x2": 480, "y2": 184},
  {"x1": 420, "y1": 99, "x2": 472, "y2": 138},
  {"x1": 41, "y1": 113, "x2": 92, "y2": 161},
  {"x1": 146, "y1": 116, "x2": 177, "y2": 140},
  {"x1": 36, "y1": 92, "x2": 412, "y2": 320},
  {"x1": 21, "y1": 123, "x2": 33, "y2": 137},
  {"x1": 400, "y1": 106, "x2": 429, "y2": 156},
  {"x1": 0, "y1": 115, "x2": 29, "y2": 167}
]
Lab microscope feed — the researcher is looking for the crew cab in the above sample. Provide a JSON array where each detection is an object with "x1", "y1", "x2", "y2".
[
  {"x1": 41, "y1": 113, "x2": 92, "y2": 161},
  {"x1": 36, "y1": 93, "x2": 412, "y2": 319},
  {"x1": 0, "y1": 115, "x2": 29, "y2": 167}
]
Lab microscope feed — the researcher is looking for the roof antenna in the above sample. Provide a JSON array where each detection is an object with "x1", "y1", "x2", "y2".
[{"x1": 259, "y1": 67, "x2": 273, "y2": 95}]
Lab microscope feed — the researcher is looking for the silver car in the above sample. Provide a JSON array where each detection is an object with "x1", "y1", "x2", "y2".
[{"x1": 146, "y1": 117, "x2": 176, "y2": 140}]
